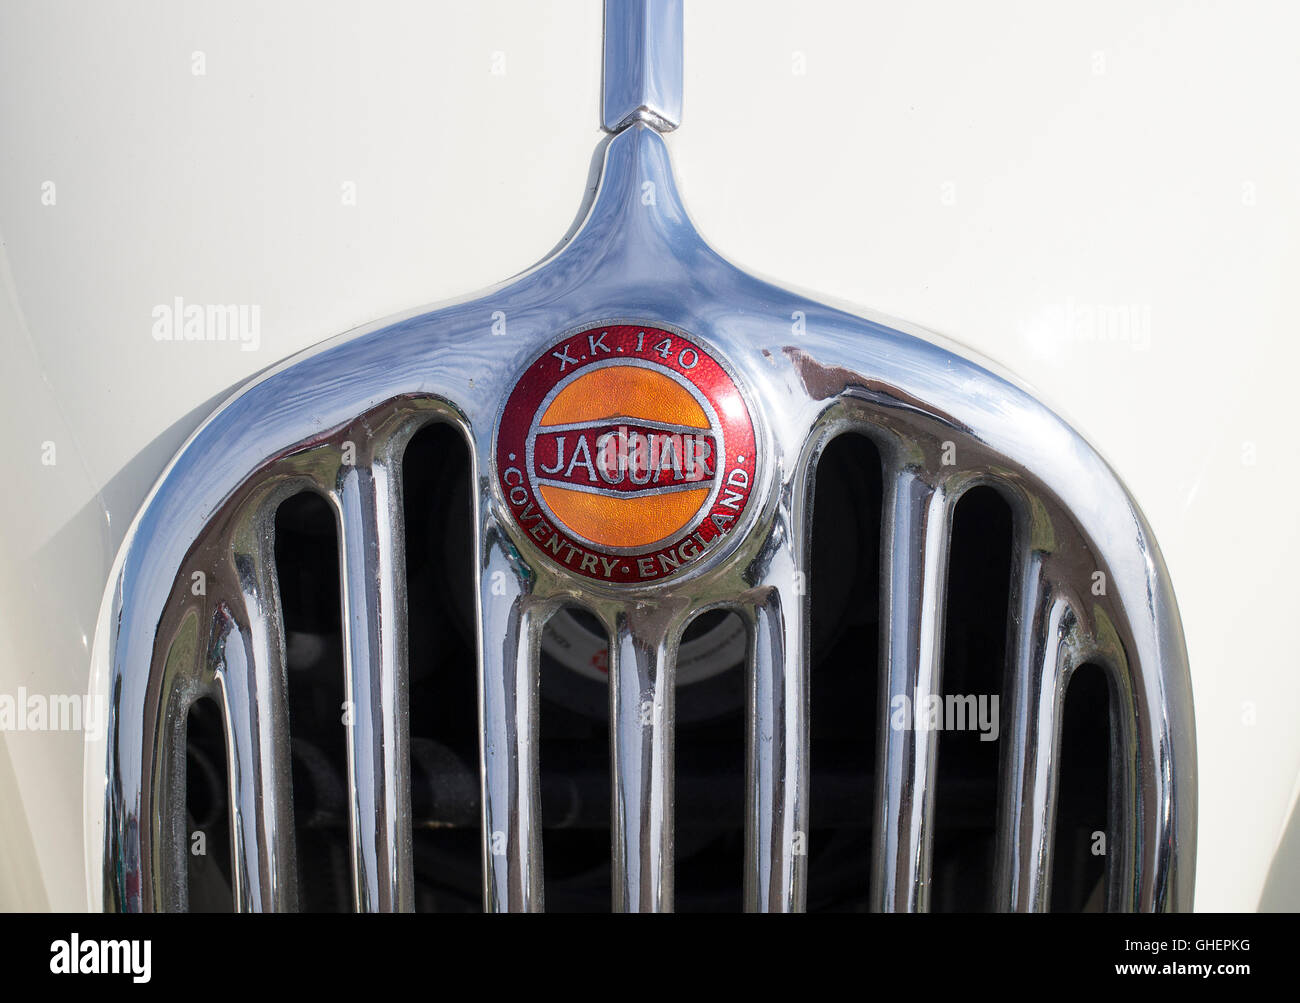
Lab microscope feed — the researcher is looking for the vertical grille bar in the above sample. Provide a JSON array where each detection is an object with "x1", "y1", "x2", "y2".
[
  {"x1": 992, "y1": 546, "x2": 1073, "y2": 911},
  {"x1": 1106, "y1": 675, "x2": 1140, "y2": 911},
  {"x1": 475, "y1": 518, "x2": 543, "y2": 912},
  {"x1": 336, "y1": 451, "x2": 414, "y2": 912},
  {"x1": 212, "y1": 525, "x2": 298, "y2": 911},
  {"x1": 744, "y1": 541, "x2": 809, "y2": 911},
  {"x1": 609, "y1": 606, "x2": 677, "y2": 912},
  {"x1": 153, "y1": 609, "x2": 202, "y2": 912},
  {"x1": 871, "y1": 466, "x2": 951, "y2": 912}
]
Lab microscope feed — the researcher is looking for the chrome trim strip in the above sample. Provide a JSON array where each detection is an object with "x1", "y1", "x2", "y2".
[
  {"x1": 871, "y1": 464, "x2": 952, "y2": 912},
  {"x1": 992, "y1": 546, "x2": 1074, "y2": 912},
  {"x1": 334, "y1": 433, "x2": 414, "y2": 912},
  {"x1": 211, "y1": 589, "x2": 298, "y2": 913},
  {"x1": 602, "y1": 0, "x2": 683, "y2": 133},
  {"x1": 607, "y1": 603, "x2": 681, "y2": 912},
  {"x1": 742, "y1": 495, "x2": 811, "y2": 912},
  {"x1": 743, "y1": 582, "x2": 809, "y2": 912},
  {"x1": 475, "y1": 515, "x2": 544, "y2": 912}
]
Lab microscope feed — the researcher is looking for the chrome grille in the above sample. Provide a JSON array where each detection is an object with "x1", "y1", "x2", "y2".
[{"x1": 88, "y1": 0, "x2": 1194, "y2": 913}]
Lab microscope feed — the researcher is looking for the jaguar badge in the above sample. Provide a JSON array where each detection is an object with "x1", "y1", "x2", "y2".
[{"x1": 496, "y1": 323, "x2": 757, "y2": 584}]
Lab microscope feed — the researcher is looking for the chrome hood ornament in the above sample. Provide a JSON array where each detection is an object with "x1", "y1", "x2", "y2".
[{"x1": 89, "y1": 0, "x2": 1195, "y2": 913}]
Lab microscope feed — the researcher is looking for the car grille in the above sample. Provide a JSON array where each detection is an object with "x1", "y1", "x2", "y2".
[{"x1": 87, "y1": 2, "x2": 1194, "y2": 914}]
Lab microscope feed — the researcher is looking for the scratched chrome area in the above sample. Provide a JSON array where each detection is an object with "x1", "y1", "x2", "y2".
[{"x1": 88, "y1": 116, "x2": 1194, "y2": 913}]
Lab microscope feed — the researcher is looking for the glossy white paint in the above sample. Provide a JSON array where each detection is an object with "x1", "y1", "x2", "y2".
[{"x1": 0, "y1": 0, "x2": 1295, "y2": 911}]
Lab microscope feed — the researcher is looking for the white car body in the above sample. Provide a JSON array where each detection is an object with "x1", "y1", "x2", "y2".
[{"x1": 0, "y1": 0, "x2": 1296, "y2": 911}]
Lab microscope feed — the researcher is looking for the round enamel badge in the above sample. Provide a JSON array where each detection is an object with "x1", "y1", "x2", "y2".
[{"x1": 495, "y1": 323, "x2": 758, "y2": 585}]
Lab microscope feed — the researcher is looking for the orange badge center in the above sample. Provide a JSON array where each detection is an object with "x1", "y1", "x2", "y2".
[
  {"x1": 497, "y1": 324, "x2": 757, "y2": 585},
  {"x1": 537, "y1": 366, "x2": 712, "y2": 549}
]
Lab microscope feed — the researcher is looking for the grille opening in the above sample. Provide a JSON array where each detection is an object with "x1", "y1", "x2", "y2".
[
  {"x1": 930, "y1": 485, "x2": 1013, "y2": 911},
  {"x1": 275, "y1": 490, "x2": 350, "y2": 912},
  {"x1": 539, "y1": 603, "x2": 612, "y2": 911},
  {"x1": 402, "y1": 422, "x2": 482, "y2": 912},
  {"x1": 807, "y1": 432, "x2": 882, "y2": 911},
  {"x1": 674, "y1": 608, "x2": 746, "y2": 912},
  {"x1": 1050, "y1": 662, "x2": 1112, "y2": 912},
  {"x1": 183, "y1": 695, "x2": 233, "y2": 911},
  {"x1": 537, "y1": 606, "x2": 749, "y2": 910}
]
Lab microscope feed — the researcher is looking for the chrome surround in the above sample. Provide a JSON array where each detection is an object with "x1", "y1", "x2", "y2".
[{"x1": 86, "y1": 0, "x2": 1195, "y2": 913}]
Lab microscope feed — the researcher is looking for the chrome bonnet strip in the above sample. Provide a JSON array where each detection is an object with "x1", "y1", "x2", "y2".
[{"x1": 602, "y1": 0, "x2": 683, "y2": 133}]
